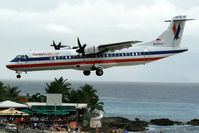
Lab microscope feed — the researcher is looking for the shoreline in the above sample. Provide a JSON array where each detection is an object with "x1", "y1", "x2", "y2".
[{"x1": 82, "y1": 117, "x2": 199, "y2": 132}]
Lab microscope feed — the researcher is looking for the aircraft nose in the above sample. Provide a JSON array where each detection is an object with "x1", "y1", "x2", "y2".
[
  {"x1": 6, "y1": 64, "x2": 11, "y2": 69},
  {"x1": 6, "y1": 62, "x2": 14, "y2": 70}
]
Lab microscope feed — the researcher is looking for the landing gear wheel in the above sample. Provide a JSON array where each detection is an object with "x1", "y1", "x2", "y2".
[
  {"x1": 16, "y1": 75, "x2": 21, "y2": 79},
  {"x1": 96, "y1": 69, "x2": 103, "y2": 76},
  {"x1": 83, "y1": 71, "x2": 91, "y2": 76}
]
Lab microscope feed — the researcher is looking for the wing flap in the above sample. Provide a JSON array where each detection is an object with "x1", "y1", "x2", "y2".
[{"x1": 98, "y1": 40, "x2": 142, "y2": 52}]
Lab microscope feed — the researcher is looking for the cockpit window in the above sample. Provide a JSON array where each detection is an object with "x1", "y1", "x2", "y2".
[{"x1": 16, "y1": 55, "x2": 29, "y2": 59}]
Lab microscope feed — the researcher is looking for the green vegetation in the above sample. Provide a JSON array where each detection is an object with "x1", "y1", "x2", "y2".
[
  {"x1": 69, "y1": 84, "x2": 104, "y2": 112},
  {"x1": 29, "y1": 92, "x2": 46, "y2": 102},
  {"x1": 46, "y1": 77, "x2": 72, "y2": 102},
  {"x1": 0, "y1": 81, "x2": 21, "y2": 102},
  {"x1": 0, "y1": 77, "x2": 104, "y2": 112},
  {"x1": 45, "y1": 77, "x2": 104, "y2": 112}
]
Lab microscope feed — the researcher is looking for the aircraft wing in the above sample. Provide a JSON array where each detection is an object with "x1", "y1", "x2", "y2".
[{"x1": 98, "y1": 40, "x2": 142, "y2": 53}]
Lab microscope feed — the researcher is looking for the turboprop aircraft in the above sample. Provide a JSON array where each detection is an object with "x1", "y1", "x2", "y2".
[{"x1": 6, "y1": 15, "x2": 193, "y2": 78}]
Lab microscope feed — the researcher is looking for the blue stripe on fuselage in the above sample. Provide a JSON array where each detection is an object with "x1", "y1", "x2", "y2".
[{"x1": 10, "y1": 49, "x2": 187, "y2": 62}]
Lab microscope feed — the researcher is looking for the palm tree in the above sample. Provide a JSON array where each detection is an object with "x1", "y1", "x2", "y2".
[
  {"x1": 46, "y1": 77, "x2": 72, "y2": 102},
  {"x1": 29, "y1": 93, "x2": 46, "y2": 102},
  {"x1": 81, "y1": 84, "x2": 104, "y2": 112},
  {"x1": 6, "y1": 85, "x2": 21, "y2": 101},
  {"x1": 69, "y1": 84, "x2": 104, "y2": 112},
  {"x1": 88, "y1": 96, "x2": 104, "y2": 112},
  {"x1": 0, "y1": 82, "x2": 7, "y2": 102}
]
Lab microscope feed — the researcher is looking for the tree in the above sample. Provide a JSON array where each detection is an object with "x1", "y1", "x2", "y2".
[
  {"x1": 29, "y1": 93, "x2": 46, "y2": 102},
  {"x1": 69, "y1": 84, "x2": 104, "y2": 112},
  {"x1": 45, "y1": 77, "x2": 104, "y2": 112},
  {"x1": 0, "y1": 82, "x2": 7, "y2": 102},
  {"x1": 6, "y1": 85, "x2": 21, "y2": 102},
  {"x1": 80, "y1": 84, "x2": 104, "y2": 112},
  {"x1": 0, "y1": 82, "x2": 22, "y2": 102},
  {"x1": 45, "y1": 77, "x2": 72, "y2": 102}
]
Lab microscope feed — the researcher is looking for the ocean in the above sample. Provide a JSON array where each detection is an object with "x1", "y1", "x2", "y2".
[{"x1": 1, "y1": 80, "x2": 199, "y2": 132}]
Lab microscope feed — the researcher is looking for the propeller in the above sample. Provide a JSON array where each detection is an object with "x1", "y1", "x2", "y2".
[
  {"x1": 76, "y1": 37, "x2": 87, "y2": 55},
  {"x1": 51, "y1": 40, "x2": 67, "y2": 50}
]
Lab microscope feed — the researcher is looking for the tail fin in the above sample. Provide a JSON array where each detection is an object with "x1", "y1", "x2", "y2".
[{"x1": 142, "y1": 15, "x2": 194, "y2": 47}]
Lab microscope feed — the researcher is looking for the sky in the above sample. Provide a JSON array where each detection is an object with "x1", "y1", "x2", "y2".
[{"x1": 0, "y1": 0, "x2": 199, "y2": 82}]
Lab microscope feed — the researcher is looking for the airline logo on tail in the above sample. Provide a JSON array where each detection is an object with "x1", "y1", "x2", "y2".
[
  {"x1": 154, "y1": 38, "x2": 164, "y2": 45},
  {"x1": 173, "y1": 23, "x2": 181, "y2": 40}
]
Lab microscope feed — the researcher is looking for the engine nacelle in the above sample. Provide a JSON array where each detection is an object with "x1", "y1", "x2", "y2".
[{"x1": 84, "y1": 45, "x2": 100, "y2": 54}]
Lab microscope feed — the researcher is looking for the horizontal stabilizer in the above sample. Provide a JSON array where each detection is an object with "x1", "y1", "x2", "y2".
[{"x1": 165, "y1": 15, "x2": 195, "y2": 22}]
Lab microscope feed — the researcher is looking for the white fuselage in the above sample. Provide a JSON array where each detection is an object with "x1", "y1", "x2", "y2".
[
  {"x1": 6, "y1": 45, "x2": 187, "y2": 72},
  {"x1": 6, "y1": 15, "x2": 191, "y2": 77}
]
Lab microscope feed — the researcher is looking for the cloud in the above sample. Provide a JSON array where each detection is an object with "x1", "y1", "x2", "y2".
[
  {"x1": 0, "y1": 0, "x2": 199, "y2": 82},
  {"x1": 45, "y1": 23, "x2": 75, "y2": 34}
]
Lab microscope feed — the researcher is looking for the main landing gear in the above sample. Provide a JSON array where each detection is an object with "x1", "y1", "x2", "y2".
[
  {"x1": 83, "y1": 68, "x2": 104, "y2": 76},
  {"x1": 96, "y1": 69, "x2": 103, "y2": 76},
  {"x1": 83, "y1": 71, "x2": 91, "y2": 76}
]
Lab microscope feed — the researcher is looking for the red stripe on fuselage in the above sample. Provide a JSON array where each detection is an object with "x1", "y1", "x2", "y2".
[{"x1": 6, "y1": 57, "x2": 165, "y2": 69}]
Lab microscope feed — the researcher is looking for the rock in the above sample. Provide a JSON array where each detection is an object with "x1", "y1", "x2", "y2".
[
  {"x1": 150, "y1": 118, "x2": 175, "y2": 126},
  {"x1": 174, "y1": 121, "x2": 184, "y2": 125},
  {"x1": 187, "y1": 119, "x2": 199, "y2": 126},
  {"x1": 102, "y1": 117, "x2": 149, "y2": 131}
]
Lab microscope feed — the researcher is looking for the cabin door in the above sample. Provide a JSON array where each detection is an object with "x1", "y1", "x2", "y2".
[{"x1": 143, "y1": 47, "x2": 149, "y2": 64}]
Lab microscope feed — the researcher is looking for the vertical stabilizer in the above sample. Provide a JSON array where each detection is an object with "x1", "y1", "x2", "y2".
[
  {"x1": 141, "y1": 15, "x2": 194, "y2": 47},
  {"x1": 159, "y1": 15, "x2": 187, "y2": 47}
]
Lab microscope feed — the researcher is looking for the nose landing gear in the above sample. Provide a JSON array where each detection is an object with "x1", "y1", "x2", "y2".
[
  {"x1": 16, "y1": 74, "x2": 21, "y2": 78},
  {"x1": 16, "y1": 71, "x2": 22, "y2": 79}
]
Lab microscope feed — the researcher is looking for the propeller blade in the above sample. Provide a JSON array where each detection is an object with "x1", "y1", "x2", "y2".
[
  {"x1": 82, "y1": 44, "x2": 86, "y2": 49},
  {"x1": 77, "y1": 37, "x2": 82, "y2": 48},
  {"x1": 51, "y1": 40, "x2": 61, "y2": 50},
  {"x1": 53, "y1": 40, "x2": 56, "y2": 46},
  {"x1": 76, "y1": 37, "x2": 86, "y2": 55},
  {"x1": 58, "y1": 42, "x2": 61, "y2": 48}
]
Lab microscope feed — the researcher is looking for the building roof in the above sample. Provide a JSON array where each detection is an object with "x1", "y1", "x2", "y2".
[
  {"x1": 26, "y1": 102, "x2": 87, "y2": 109},
  {"x1": 0, "y1": 108, "x2": 29, "y2": 116},
  {"x1": 0, "y1": 100, "x2": 28, "y2": 108}
]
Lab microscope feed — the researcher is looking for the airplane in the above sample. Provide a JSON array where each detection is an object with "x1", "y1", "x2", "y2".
[{"x1": 6, "y1": 15, "x2": 194, "y2": 78}]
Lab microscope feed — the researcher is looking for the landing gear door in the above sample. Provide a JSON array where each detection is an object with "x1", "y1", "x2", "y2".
[{"x1": 143, "y1": 47, "x2": 149, "y2": 64}]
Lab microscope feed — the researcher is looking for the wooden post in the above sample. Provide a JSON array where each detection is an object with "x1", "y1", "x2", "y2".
[{"x1": 96, "y1": 125, "x2": 99, "y2": 133}]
